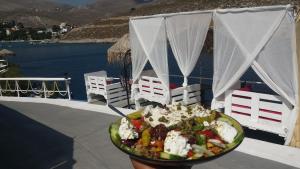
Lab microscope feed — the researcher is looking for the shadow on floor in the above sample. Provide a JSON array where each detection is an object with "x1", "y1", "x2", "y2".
[
  {"x1": 0, "y1": 104, "x2": 75, "y2": 169},
  {"x1": 243, "y1": 127, "x2": 285, "y2": 145}
]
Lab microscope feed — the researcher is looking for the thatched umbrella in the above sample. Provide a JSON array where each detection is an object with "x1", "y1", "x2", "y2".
[
  {"x1": 107, "y1": 33, "x2": 130, "y2": 63},
  {"x1": 0, "y1": 49, "x2": 16, "y2": 57},
  {"x1": 107, "y1": 33, "x2": 132, "y2": 108}
]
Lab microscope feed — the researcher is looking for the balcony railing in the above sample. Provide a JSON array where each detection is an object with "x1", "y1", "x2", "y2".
[{"x1": 0, "y1": 77, "x2": 71, "y2": 100}]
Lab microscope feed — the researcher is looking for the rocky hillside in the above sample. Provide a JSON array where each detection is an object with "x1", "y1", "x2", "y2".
[
  {"x1": 0, "y1": 0, "x2": 157, "y2": 27},
  {"x1": 0, "y1": 0, "x2": 71, "y2": 27},
  {"x1": 62, "y1": 0, "x2": 300, "y2": 42},
  {"x1": 128, "y1": 0, "x2": 299, "y2": 16},
  {"x1": 61, "y1": 16, "x2": 129, "y2": 42}
]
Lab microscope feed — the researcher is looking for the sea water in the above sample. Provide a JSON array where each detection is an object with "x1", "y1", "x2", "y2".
[{"x1": 0, "y1": 42, "x2": 270, "y2": 101}]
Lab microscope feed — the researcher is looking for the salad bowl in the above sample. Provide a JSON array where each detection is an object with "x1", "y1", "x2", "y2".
[{"x1": 109, "y1": 104, "x2": 244, "y2": 168}]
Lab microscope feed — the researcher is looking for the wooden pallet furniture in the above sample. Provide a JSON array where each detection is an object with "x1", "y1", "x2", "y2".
[
  {"x1": 135, "y1": 76, "x2": 201, "y2": 106},
  {"x1": 84, "y1": 71, "x2": 128, "y2": 107},
  {"x1": 225, "y1": 90, "x2": 293, "y2": 138}
]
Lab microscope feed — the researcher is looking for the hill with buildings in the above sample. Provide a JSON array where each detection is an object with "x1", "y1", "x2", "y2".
[{"x1": 0, "y1": 0, "x2": 157, "y2": 27}]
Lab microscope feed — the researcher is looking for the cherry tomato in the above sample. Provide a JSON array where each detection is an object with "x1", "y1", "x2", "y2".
[
  {"x1": 131, "y1": 119, "x2": 142, "y2": 130},
  {"x1": 197, "y1": 130, "x2": 215, "y2": 138},
  {"x1": 187, "y1": 150, "x2": 194, "y2": 158}
]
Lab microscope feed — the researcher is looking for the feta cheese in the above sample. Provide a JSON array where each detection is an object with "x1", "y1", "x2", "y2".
[
  {"x1": 164, "y1": 130, "x2": 191, "y2": 157},
  {"x1": 143, "y1": 104, "x2": 196, "y2": 128},
  {"x1": 215, "y1": 120, "x2": 237, "y2": 143},
  {"x1": 118, "y1": 118, "x2": 139, "y2": 140},
  {"x1": 143, "y1": 106, "x2": 171, "y2": 127},
  {"x1": 142, "y1": 103, "x2": 216, "y2": 128},
  {"x1": 203, "y1": 121, "x2": 210, "y2": 127},
  {"x1": 195, "y1": 109, "x2": 211, "y2": 117}
]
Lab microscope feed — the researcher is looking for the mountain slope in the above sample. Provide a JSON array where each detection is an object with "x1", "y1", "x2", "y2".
[
  {"x1": 0, "y1": 0, "x2": 63, "y2": 12},
  {"x1": 0, "y1": 0, "x2": 157, "y2": 27}
]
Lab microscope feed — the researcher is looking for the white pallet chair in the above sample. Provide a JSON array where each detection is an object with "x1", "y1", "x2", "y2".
[
  {"x1": 135, "y1": 75, "x2": 201, "y2": 106},
  {"x1": 84, "y1": 71, "x2": 128, "y2": 107},
  {"x1": 225, "y1": 90, "x2": 294, "y2": 138}
]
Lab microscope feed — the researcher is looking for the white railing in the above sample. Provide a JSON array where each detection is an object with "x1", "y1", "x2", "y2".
[{"x1": 0, "y1": 77, "x2": 71, "y2": 100}]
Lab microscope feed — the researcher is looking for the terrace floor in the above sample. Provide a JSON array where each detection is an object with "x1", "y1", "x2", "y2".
[{"x1": 0, "y1": 100, "x2": 298, "y2": 169}]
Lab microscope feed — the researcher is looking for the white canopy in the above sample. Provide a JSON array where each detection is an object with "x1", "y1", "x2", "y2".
[
  {"x1": 129, "y1": 6, "x2": 298, "y2": 143},
  {"x1": 212, "y1": 5, "x2": 297, "y2": 105},
  {"x1": 212, "y1": 5, "x2": 298, "y2": 144},
  {"x1": 130, "y1": 17, "x2": 168, "y2": 86},
  {"x1": 130, "y1": 12, "x2": 211, "y2": 103},
  {"x1": 166, "y1": 13, "x2": 212, "y2": 103},
  {"x1": 130, "y1": 17, "x2": 170, "y2": 102}
]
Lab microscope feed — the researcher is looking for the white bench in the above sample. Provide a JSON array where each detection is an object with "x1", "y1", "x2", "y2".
[
  {"x1": 135, "y1": 76, "x2": 201, "y2": 106},
  {"x1": 171, "y1": 84, "x2": 201, "y2": 105},
  {"x1": 225, "y1": 90, "x2": 293, "y2": 138},
  {"x1": 84, "y1": 71, "x2": 128, "y2": 107}
]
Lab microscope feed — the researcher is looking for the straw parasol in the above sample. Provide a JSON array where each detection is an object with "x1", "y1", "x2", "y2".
[
  {"x1": 107, "y1": 33, "x2": 132, "y2": 108},
  {"x1": 107, "y1": 33, "x2": 130, "y2": 63},
  {"x1": 0, "y1": 49, "x2": 16, "y2": 57}
]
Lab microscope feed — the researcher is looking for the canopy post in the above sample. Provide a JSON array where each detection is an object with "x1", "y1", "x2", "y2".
[
  {"x1": 183, "y1": 76, "x2": 188, "y2": 105},
  {"x1": 290, "y1": 14, "x2": 300, "y2": 148}
]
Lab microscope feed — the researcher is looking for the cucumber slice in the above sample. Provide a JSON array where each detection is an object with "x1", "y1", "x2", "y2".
[
  {"x1": 192, "y1": 123, "x2": 204, "y2": 131},
  {"x1": 110, "y1": 123, "x2": 121, "y2": 145},
  {"x1": 196, "y1": 134, "x2": 206, "y2": 146},
  {"x1": 192, "y1": 144, "x2": 215, "y2": 157},
  {"x1": 217, "y1": 117, "x2": 233, "y2": 126},
  {"x1": 160, "y1": 152, "x2": 184, "y2": 160}
]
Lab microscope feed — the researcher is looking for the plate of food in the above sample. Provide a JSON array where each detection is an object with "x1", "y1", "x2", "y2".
[{"x1": 109, "y1": 102, "x2": 244, "y2": 167}]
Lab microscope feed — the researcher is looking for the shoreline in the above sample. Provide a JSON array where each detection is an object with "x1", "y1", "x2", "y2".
[
  {"x1": 58, "y1": 38, "x2": 118, "y2": 43},
  {"x1": 0, "y1": 38, "x2": 118, "y2": 44}
]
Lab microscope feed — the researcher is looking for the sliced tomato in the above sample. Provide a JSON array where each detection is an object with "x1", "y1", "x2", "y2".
[
  {"x1": 197, "y1": 130, "x2": 215, "y2": 139},
  {"x1": 131, "y1": 119, "x2": 142, "y2": 130}
]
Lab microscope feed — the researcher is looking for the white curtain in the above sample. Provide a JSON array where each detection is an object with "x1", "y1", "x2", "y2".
[
  {"x1": 130, "y1": 17, "x2": 169, "y2": 101},
  {"x1": 212, "y1": 6, "x2": 291, "y2": 103},
  {"x1": 166, "y1": 13, "x2": 212, "y2": 103},
  {"x1": 129, "y1": 21, "x2": 148, "y2": 83},
  {"x1": 212, "y1": 5, "x2": 298, "y2": 144},
  {"x1": 251, "y1": 11, "x2": 297, "y2": 106}
]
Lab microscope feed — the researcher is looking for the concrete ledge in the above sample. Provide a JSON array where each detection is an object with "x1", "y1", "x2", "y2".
[
  {"x1": 0, "y1": 97, "x2": 134, "y2": 116},
  {"x1": 236, "y1": 137, "x2": 300, "y2": 168},
  {"x1": 1, "y1": 97, "x2": 300, "y2": 168}
]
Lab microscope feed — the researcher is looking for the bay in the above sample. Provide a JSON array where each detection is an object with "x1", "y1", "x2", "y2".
[
  {"x1": 0, "y1": 42, "x2": 270, "y2": 101},
  {"x1": 1, "y1": 42, "x2": 122, "y2": 100}
]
